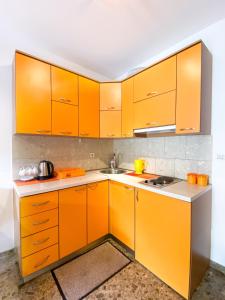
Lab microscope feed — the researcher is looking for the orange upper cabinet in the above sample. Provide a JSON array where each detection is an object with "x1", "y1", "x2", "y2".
[
  {"x1": 87, "y1": 181, "x2": 109, "y2": 244},
  {"x1": 52, "y1": 101, "x2": 78, "y2": 136},
  {"x1": 121, "y1": 78, "x2": 134, "y2": 137},
  {"x1": 135, "y1": 189, "x2": 191, "y2": 299},
  {"x1": 109, "y1": 181, "x2": 135, "y2": 250},
  {"x1": 176, "y1": 43, "x2": 202, "y2": 134},
  {"x1": 59, "y1": 186, "x2": 87, "y2": 258},
  {"x1": 133, "y1": 90, "x2": 176, "y2": 129},
  {"x1": 51, "y1": 66, "x2": 78, "y2": 105},
  {"x1": 15, "y1": 53, "x2": 51, "y2": 135},
  {"x1": 133, "y1": 56, "x2": 176, "y2": 102},
  {"x1": 100, "y1": 83, "x2": 121, "y2": 110},
  {"x1": 100, "y1": 111, "x2": 121, "y2": 138},
  {"x1": 78, "y1": 76, "x2": 100, "y2": 138}
]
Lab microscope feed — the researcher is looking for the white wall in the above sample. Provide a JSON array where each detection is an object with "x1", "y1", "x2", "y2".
[
  {"x1": 0, "y1": 66, "x2": 14, "y2": 252},
  {"x1": 119, "y1": 18, "x2": 225, "y2": 267}
]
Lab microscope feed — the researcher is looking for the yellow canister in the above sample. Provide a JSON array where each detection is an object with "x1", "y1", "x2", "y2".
[
  {"x1": 134, "y1": 159, "x2": 145, "y2": 174},
  {"x1": 187, "y1": 173, "x2": 198, "y2": 184}
]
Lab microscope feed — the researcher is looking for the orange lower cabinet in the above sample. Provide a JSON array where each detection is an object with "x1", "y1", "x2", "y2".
[
  {"x1": 109, "y1": 181, "x2": 134, "y2": 250},
  {"x1": 21, "y1": 244, "x2": 58, "y2": 277},
  {"x1": 59, "y1": 186, "x2": 87, "y2": 258},
  {"x1": 87, "y1": 181, "x2": 109, "y2": 243},
  {"x1": 135, "y1": 189, "x2": 191, "y2": 299}
]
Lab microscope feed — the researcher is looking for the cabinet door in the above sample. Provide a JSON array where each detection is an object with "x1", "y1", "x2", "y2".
[
  {"x1": 87, "y1": 181, "x2": 109, "y2": 243},
  {"x1": 122, "y1": 78, "x2": 134, "y2": 137},
  {"x1": 100, "y1": 83, "x2": 121, "y2": 110},
  {"x1": 51, "y1": 66, "x2": 78, "y2": 105},
  {"x1": 52, "y1": 101, "x2": 78, "y2": 136},
  {"x1": 133, "y1": 90, "x2": 176, "y2": 129},
  {"x1": 100, "y1": 111, "x2": 121, "y2": 138},
  {"x1": 109, "y1": 181, "x2": 134, "y2": 249},
  {"x1": 176, "y1": 43, "x2": 202, "y2": 134},
  {"x1": 59, "y1": 186, "x2": 87, "y2": 258},
  {"x1": 136, "y1": 189, "x2": 191, "y2": 299},
  {"x1": 79, "y1": 76, "x2": 100, "y2": 138},
  {"x1": 15, "y1": 53, "x2": 51, "y2": 135},
  {"x1": 133, "y1": 56, "x2": 176, "y2": 102}
]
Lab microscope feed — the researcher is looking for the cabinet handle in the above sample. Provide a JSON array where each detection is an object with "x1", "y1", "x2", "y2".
[
  {"x1": 88, "y1": 183, "x2": 98, "y2": 190},
  {"x1": 80, "y1": 133, "x2": 89, "y2": 137},
  {"x1": 124, "y1": 186, "x2": 133, "y2": 190},
  {"x1": 59, "y1": 131, "x2": 72, "y2": 135},
  {"x1": 179, "y1": 128, "x2": 195, "y2": 131},
  {"x1": 32, "y1": 218, "x2": 50, "y2": 226},
  {"x1": 32, "y1": 201, "x2": 50, "y2": 207},
  {"x1": 34, "y1": 255, "x2": 50, "y2": 268},
  {"x1": 136, "y1": 190, "x2": 139, "y2": 202},
  {"x1": 59, "y1": 98, "x2": 71, "y2": 103},
  {"x1": 146, "y1": 122, "x2": 159, "y2": 126},
  {"x1": 107, "y1": 134, "x2": 115, "y2": 137},
  {"x1": 107, "y1": 106, "x2": 115, "y2": 110},
  {"x1": 147, "y1": 91, "x2": 158, "y2": 97},
  {"x1": 33, "y1": 237, "x2": 50, "y2": 246},
  {"x1": 36, "y1": 130, "x2": 51, "y2": 133},
  {"x1": 74, "y1": 187, "x2": 86, "y2": 192}
]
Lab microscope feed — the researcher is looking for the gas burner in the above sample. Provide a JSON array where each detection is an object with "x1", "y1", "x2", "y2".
[{"x1": 140, "y1": 176, "x2": 181, "y2": 188}]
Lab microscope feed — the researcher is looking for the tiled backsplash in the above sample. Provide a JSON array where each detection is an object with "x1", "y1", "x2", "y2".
[
  {"x1": 113, "y1": 135, "x2": 212, "y2": 182},
  {"x1": 12, "y1": 135, "x2": 113, "y2": 179},
  {"x1": 12, "y1": 134, "x2": 212, "y2": 182}
]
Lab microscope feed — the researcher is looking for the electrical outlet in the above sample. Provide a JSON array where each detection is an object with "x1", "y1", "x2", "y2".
[
  {"x1": 216, "y1": 154, "x2": 225, "y2": 160},
  {"x1": 89, "y1": 153, "x2": 95, "y2": 158}
]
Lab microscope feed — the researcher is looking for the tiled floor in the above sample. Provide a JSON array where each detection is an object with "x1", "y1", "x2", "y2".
[{"x1": 1, "y1": 243, "x2": 225, "y2": 300}]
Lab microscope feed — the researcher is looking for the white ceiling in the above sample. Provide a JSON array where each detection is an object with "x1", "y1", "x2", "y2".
[{"x1": 1, "y1": 0, "x2": 225, "y2": 79}]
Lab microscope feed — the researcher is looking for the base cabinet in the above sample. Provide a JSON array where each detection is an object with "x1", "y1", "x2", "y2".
[
  {"x1": 59, "y1": 186, "x2": 87, "y2": 258},
  {"x1": 135, "y1": 188, "x2": 211, "y2": 299},
  {"x1": 109, "y1": 181, "x2": 134, "y2": 250},
  {"x1": 87, "y1": 181, "x2": 109, "y2": 244}
]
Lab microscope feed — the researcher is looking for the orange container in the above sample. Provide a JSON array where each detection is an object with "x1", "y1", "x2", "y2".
[
  {"x1": 55, "y1": 168, "x2": 85, "y2": 179},
  {"x1": 187, "y1": 173, "x2": 198, "y2": 184},
  {"x1": 197, "y1": 174, "x2": 209, "y2": 186}
]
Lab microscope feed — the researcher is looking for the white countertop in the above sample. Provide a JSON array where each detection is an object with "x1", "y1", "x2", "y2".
[{"x1": 14, "y1": 170, "x2": 212, "y2": 202}]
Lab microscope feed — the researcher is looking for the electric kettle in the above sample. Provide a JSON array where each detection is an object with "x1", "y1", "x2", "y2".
[{"x1": 37, "y1": 160, "x2": 54, "y2": 180}]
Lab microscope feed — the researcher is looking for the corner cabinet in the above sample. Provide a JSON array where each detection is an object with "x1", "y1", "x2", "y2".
[
  {"x1": 15, "y1": 53, "x2": 52, "y2": 135},
  {"x1": 79, "y1": 76, "x2": 100, "y2": 138}
]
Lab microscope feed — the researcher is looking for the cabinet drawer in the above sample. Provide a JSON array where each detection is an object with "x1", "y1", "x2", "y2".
[
  {"x1": 21, "y1": 244, "x2": 58, "y2": 276},
  {"x1": 20, "y1": 191, "x2": 58, "y2": 218},
  {"x1": 133, "y1": 90, "x2": 176, "y2": 129},
  {"x1": 21, "y1": 209, "x2": 58, "y2": 237},
  {"x1": 21, "y1": 226, "x2": 58, "y2": 258}
]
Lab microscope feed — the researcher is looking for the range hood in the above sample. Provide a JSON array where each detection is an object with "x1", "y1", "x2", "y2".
[{"x1": 134, "y1": 125, "x2": 176, "y2": 137}]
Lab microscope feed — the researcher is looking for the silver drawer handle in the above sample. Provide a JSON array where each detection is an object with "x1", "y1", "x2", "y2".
[
  {"x1": 107, "y1": 106, "x2": 115, "y2": 110},
  {"x1": 80, "y1": 133, "x2": 89, "y2": 136},
  {"x1": 74, "y1": 187, "x2": 86, "y2": 192},
  {"x1": 33, "y1": 237, "x2": 50, "y2": 246},
  {"x1": 88, "y1": 183, "x2": 98, "y2": 190},
  {"x1": 36, "y1": 130, "x2": 51, "y2": 133},
  {"x1": 32, "y1": 218, "x2": 50, "y2": 226},
  {"x1": 147, "y1": 91, "x2": 158, "y2": 96},
  {"x1": 32, "y1": 201, "x2": 50, "y2": 207},
  {"x1": 59, "y1": 131, "x2": 72, "y2": 135},
  {"x1": 34, "y1": 255, "x2": 50, "y2": 268},
  {"x1": 179, "y1": 128, "x2": 195, "y2": 131},
  {"x1": 107, "y1": 134, "x2": 115, "y2": 137}
]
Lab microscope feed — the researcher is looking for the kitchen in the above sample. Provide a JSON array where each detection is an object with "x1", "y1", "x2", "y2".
[{"x1": 1, "y1": 1, "x2": 225, "y2": 300}]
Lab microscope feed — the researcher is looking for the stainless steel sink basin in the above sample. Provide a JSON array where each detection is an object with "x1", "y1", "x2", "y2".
[{"x1": 100, "y1": 169, "x2": 126, "y2": 174}]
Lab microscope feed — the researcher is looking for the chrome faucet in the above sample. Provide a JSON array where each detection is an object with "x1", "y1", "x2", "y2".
[{"x1": 110, "y1": 153, "x2": 117, "y2": 169}]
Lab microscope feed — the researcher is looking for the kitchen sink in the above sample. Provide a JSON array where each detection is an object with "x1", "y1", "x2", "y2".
[{"x1": 100, "y1": 168, "x2": 126, "y2": 174}]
